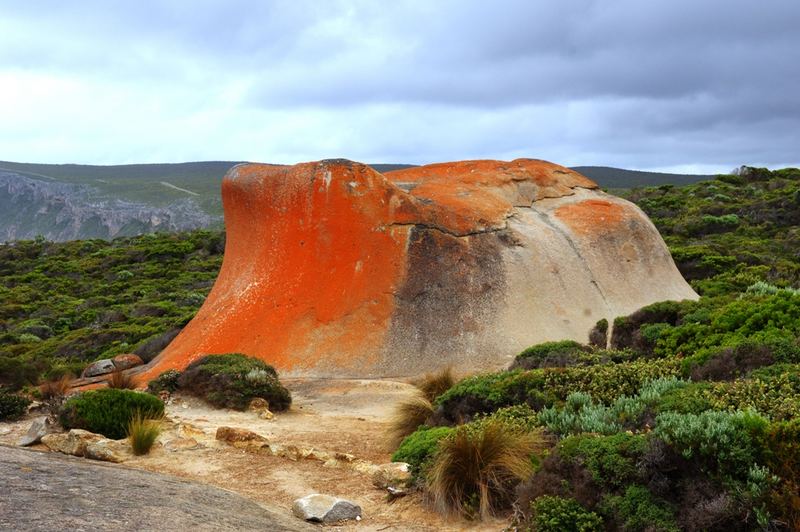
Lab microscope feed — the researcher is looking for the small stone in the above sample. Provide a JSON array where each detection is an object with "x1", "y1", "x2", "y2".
[
  {"x1": 112, "y1": 353, "x2": 144, "y2": 370},
  {"x1": 292, "y1": 494, "x2": 362, "y2": 523},
  {"x1": 164, "y1": 437, "x2": 201, "y2": 452},
  {"x1": 81, "y1": 359, "x2": 116, "y2": 378},
  {"x1": 258, "y1": 410, "x2": 274, "y2": 420},
  {"x1": 371, "y1": 462, "x2": 412, "y2": 490},
  {"x1": 85, "y1": 439, "x2": 129, "y2": 463},
  {"x1": 215, "y1": 426, "x2": 267, "y2": 444},
  {"x1": 18, "y1": 417, "x2": 53, "y2": 447},
  {"x1": 177, "y1": 422, "x2": 205, "y2": 438},
  {"x1": 248, "y1": 398, "x2": 269, "y2": 411}
]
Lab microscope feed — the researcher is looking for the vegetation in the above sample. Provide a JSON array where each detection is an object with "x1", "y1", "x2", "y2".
[
  {"x1": 60, "y1": 388, "x2": 164, "y2": 439},
  {"x1": 176, "y1": 353, "x2": 291, "y2": 411},
  {"x1": 389, "y1": 167, "x2": 800, "y2": 527},
  {"x1": 0, "y1": 230, "x2": 224, "y2": 390},
  {"x1": 127, "y1": 410, "x2": 163, "y2": 455},
  {"x1": 426, "y1": 420, "x2": 546, "y2": 519},
  {"x1": 0, "y1": 389, "x2": 31, "y2": 421}
]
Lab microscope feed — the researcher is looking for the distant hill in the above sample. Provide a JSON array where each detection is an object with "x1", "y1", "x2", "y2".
[
  {"x1": 572, "y1": 166, "x2": 713, "y2": 189},
  {"x1": 0, "y1": 160, "x2": 714, "y2": 242}
]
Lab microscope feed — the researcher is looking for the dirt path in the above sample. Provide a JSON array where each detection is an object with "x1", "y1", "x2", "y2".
[{"x1": 0, "y1": 379, "x2": 508, "y2": 531}]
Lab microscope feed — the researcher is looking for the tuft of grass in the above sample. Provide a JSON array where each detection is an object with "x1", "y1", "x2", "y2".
[
  {"x1": 108, "y1": 369, "x2": 136, "y2": 390},
  {"x1": 426, "y1": 420, "x2": 546, "y2": 519},
  {"x1": 388, "y1": 393, "x2": 435, "y2": 449},
  {"x1": 40, "y1": 374, "x2": 74, "y2": 400},
  {"x1": 413, "y1": 367, "x2": 456, "y2": 403},
  {"x1": 127, "y1": 410, "x2": 163, "y2": 455}
]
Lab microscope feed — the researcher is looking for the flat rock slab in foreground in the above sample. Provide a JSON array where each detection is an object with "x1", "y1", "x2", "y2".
[{"x1": 0, "y1": 446, "x2": 313, "y2": 532}]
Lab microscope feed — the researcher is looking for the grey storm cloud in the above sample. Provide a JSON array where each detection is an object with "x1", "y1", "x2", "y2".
[{"x1": 0, "y1": 0, "x2": 798, "y2": 171}]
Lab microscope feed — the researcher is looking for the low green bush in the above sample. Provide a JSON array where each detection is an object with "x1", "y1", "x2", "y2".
[
  {"x1": 599, "y1": 485, "x2": 678, "y2": 532},
  {"x1": 510, "y1": 340, "x2": 591, "y2": 370},
  {"x1": 176, "y1": 353, "x2": 291, "y2": 411},
  {"x1": 654, "y1": 409, "x2": 768, "y2": 477},
  {"x1": 146, "y1": 369, "x2": 182, "y2": 395},
  {"x1": 0, "y1": 389, "x2": 31, "y2": 421},
  {"x1": 391, "y1": 426, "x2": 454, "y2": 480},
  {"x1": 529, "y1": 496, "x2": 604, "y2": 531},
  {"x1": 60, "y1": 388, "x2": 164, "y2": 439},
  {"x1": 435, "y1": 359, "x2": 683, "y2": 423},
  {"x1": 558, "y1": 433, "x2": 648, "y2": 490},
  {"x1": 538, "y1": 377, "x2": 687, "y2": 437}
]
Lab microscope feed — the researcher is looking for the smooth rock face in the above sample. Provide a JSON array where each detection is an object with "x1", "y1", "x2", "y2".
[
  {"x1": 18, "y1": 417, "x2": 53, "y2": 446},
  {"x1": 292, "y1": 494, "x2": 362, "y2": 523},
  {"x1": 81, "y1": 359, "x2": 116, "y2": 378},
  {"x1": 136, "y1": 158, "x2": 698, "y2": 380}
]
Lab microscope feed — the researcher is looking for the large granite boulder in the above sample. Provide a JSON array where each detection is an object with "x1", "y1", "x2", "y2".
[{"x1": 135, "y1": 158, "x2": 697, "y2": 381}]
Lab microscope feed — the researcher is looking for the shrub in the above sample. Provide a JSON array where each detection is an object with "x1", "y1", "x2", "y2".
[
  {"x1": 413, "y1": 367, "x2": 456, "y2": 402},
  {"x1": 588, "y1": 319, "x2": 608, "y2": 348},
  {"x1": 654, "y1": 410, "x2": 768, "y2": 477},
  {"x1": 435, "y1": 359, "x2": 683, "y2": 424},
  {"x1": 509, "y1": 340, "x2": 591, "y2": 370},
  {"x1": 127, "y1": 410, "x2": 162, "y2": 455},
  {"x1": 392, "y1": 426, "x2": 454, "y2": 480},
  {"x1": 529, "y1": 496, "x2": 604, "y2": 531},
  {"x1": 599, "y1": 485, "x2": 678, "y2": 532},
  {"x1": 60, "y1": 388, "x2": 164, "y2": 439},
  {"x1": 558, "y1": 433, "x2": 648, "y2": 490},
  {"x1": 426, "y1": 420, "x2": 546, "y2": 518},
  {"x1": 538, "y1": 377, "x2": 688, "y2": 437},
  {"x1": 146, "y1": 369, "x2": 181, "y2": 395},
  {"x1": 388, "y1": 393, "x2": 434, "y2": 449},
  {"x1": 177, "y1": 353, "x2": 291, "y2": 411},
  {"x1": 0, "y1": 389, "x2": 31, "y2": 421}
]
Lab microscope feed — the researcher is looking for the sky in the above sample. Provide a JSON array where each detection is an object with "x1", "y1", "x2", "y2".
[{"x1": 0, "y1": 1, "x2": 798, "y2": 173}]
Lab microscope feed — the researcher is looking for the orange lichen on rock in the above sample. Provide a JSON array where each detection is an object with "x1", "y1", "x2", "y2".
[
  {"x1": 553, "y1": 199, "x2": 629, "y2": 236},
  {"x1": 134, "y1": 158, "x2": 697, "y2": 384}
]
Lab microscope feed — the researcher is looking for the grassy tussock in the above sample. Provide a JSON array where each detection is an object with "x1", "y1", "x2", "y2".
[
  {"x1": 127, "y1": 411, "x2": 162, "y2": 455},
  {"x1": 427, "y1": 421, "x2": 546, "y2": 519},
  {"x1": 39, "y1": 374, "x2": 73, "y2": 400},
  {"x1": 388, "y1": 393, "x2": 435, "y2": 449},
  {"x1": 413, "y1": 367, "x2": 455, "y2": 403},
  {"x1": 108, "y1": 369, "x2": 136, "y2": 390}
]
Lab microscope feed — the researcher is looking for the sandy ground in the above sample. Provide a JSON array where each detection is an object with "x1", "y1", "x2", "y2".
[{"x1": 1, "y1": 379, "x2": 509, "y2": 531}]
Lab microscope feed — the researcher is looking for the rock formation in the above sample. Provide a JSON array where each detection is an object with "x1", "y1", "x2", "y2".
[{"x1": 136, "y1": 158, "x2": 697, "y2": 381}]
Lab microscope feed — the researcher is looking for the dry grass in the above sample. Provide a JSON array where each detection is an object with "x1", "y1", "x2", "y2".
[
  {"x1": 388, "y1": 393, "x2": 435, "y2": 449},
  {"x1": 426, "y1": 421, "x2": 546, "y2": 519},
  {"x1": 413, "y1": 367, "x2": 456, "y2": 403},
  {"x1": 39, "y1": 374, "x2": 73, "y2": 400},
  {"x1": 108, "y1": 369, "x2": 136, "y2": 389},
  {"x1": 127, "y1": 411, "x2": 163, "y2": 455}
]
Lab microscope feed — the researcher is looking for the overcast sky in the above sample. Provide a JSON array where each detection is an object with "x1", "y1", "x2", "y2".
[{"x1": 1, "y1": 1, "x2": 798, "y2": 173}]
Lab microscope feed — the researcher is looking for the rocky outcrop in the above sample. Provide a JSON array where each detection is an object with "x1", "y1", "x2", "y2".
[
  {"x1": 0, "y1": 171, "x2": 218, "y2": 242},
  {"x1": 41, "y1": 429, "x2": 130, "y2": 463},
  {"x1": 136, "y1": 158, "x2": 697, "y2": 381}
]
